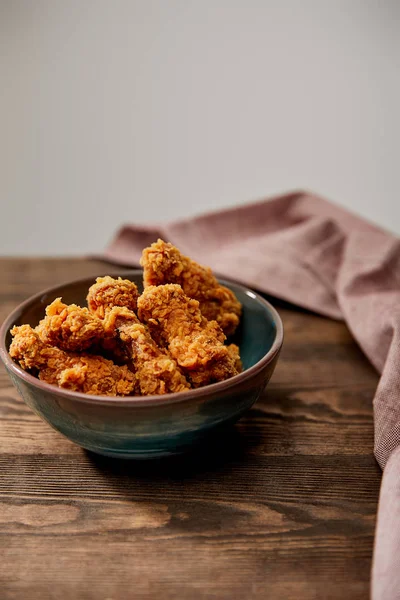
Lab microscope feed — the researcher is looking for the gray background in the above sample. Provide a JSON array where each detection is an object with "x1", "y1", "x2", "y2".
[{"x1": 1, "y1": 0, "x2": 399, "y2": 255}]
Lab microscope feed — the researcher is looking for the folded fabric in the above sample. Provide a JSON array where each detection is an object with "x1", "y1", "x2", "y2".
[{"x1": 102, "y1": 190, "x2": 400, "y2": 599}]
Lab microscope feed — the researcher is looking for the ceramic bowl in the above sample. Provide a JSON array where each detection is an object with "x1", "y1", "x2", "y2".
[{"x1": 0, "y1": 271, "x2": 283, "y2": 458}]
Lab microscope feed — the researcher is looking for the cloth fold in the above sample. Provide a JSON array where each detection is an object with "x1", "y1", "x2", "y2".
[
  {"x1": 372, "y1": 446, "x2": 400, "y2": 600},
  {"x1": 103, "y1": 190, "x2": 400, "y2": 599}
]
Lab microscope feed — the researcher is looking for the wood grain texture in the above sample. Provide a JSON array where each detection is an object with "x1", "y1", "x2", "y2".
[{"x1": 0, "y1": 258, "x2": 381, "y2": 600}]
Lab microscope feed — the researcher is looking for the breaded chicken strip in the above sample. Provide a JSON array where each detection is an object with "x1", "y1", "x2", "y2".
[
  {"x1": 141, "y1": 239, "x2": 242, "y2": 336},
  {"x1": 103, "y1": 307, "x2": 189, "y2": 395},
  {"x1": 36, "y1": 298, "x2": 104, "y2": 352},
  {"x1": 137, "y1": 284, "x2": 240, "y2": 387},
  {"x1": 10, "y1": 324, "x2": 136, "y2": 396},
  {"x1": 87, "y1": 276, "x2": 139, "y2": 319},
  {"x1": 86, "y1": 276, "x2": 140, "y2": 362}
]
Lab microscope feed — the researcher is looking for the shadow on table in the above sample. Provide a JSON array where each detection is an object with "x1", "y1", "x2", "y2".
[{"x1": 85, "y1": 423, "x2": 261, "y2": 483}]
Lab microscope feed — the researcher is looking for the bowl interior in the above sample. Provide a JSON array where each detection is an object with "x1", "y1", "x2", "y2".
[{"x1": 3, "y1": 271, "x2": 279, "y2": 374}]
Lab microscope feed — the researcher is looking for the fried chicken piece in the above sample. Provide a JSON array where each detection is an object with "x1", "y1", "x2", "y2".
[
  {"x1": 137, "y1": 284, "x2": 240, "y2": 387},
  {"x1": 85, "y1": 277, "x2": 140, "y2": 362},
  {"x1": 87, "y1": 276, "x2": 189, "y2": 394},
  {"x1": 141, "y1": 239, "x2": 242, "y2": 336},
  {"x1": 10, "y1": 324, "x2": 136, "y2": 396},
  {"x1": 35, "y1": 298, "x2": 104, "y2": 352},
  {"x1": 103, "y1": 307, "x2": 190, "y2": 395},
  {"x1": 87, "y1": 276, "x2": 139, "y2": 319}
]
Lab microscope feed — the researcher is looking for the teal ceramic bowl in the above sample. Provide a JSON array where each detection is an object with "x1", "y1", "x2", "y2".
[{"x1": 0, "y1": 271, "x2": 283, "y2": 459}]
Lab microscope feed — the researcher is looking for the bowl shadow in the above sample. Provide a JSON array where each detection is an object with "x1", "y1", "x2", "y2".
[{"x1": 85, "y1": 422, "x2": 262, "y2": 485}]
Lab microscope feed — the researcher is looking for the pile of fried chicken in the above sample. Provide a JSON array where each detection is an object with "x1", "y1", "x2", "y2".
[{"x1": 9, "y1": 240, "x2": 243, "y2": 397}]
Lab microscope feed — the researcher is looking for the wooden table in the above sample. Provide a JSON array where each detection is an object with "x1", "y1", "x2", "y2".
[{"x1": 0, "y1": 258, "x2": 382, "y2": 600}]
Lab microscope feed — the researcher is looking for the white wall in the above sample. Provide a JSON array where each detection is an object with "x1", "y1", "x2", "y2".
[{"x1": 1, "y1": 0, "x2": 399, "y2": 255}]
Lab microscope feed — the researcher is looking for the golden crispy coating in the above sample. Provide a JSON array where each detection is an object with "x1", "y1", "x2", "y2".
[
  {"x1": 9, "y1": 324, "x2": 48, "y2": 371},
  {"x1": 137, "y1": 284, "x2": 239, "y2": 387},
  {"x1": 87, "y1": 276, "x2": 139, "y2": 319},
  {"x1": 141, "y1": 239, "x2": 242, "y2": 336},
  {"x1": 10, "y1": 324, "x2": 136, "y2": 396},
  {"x1": 104, "y1": 307, "x2": 189, "y2": 395},
  {"x1": 35, "y1": 298, "x2": 104, "y2": 352},
  {"x1": 10, "y1": 248, "x2": 243, "y2": 397},
  {"x1": 227, "y1": 344, "x2": 243, "y2": 373}
]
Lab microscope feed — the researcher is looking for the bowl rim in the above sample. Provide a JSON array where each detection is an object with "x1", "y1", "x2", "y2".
[{"x1": 0, "y1": 270, "x2": 284, "y2": 407}]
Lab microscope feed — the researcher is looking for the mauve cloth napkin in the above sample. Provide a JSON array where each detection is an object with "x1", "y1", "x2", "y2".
[{"x1": 102, "y1": 191, "x2": 400, "y2": 599}]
